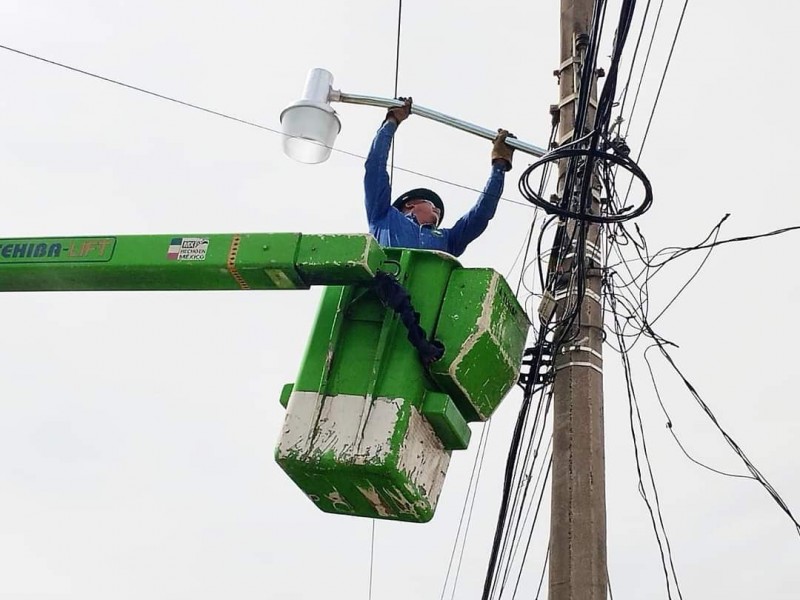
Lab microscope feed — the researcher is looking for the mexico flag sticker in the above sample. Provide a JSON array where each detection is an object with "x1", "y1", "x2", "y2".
[{"x1": 166, "y1": 237, "x2": 209, "y2": 261}]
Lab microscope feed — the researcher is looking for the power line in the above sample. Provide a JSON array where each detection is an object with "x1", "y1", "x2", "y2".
[
  {"x1": 393, "y1": 0, "x2": 403, "y2": 97},
  {"x1": 605, "y1": 214, "x2": 800, "y2": 542},
  {"x1": 643, "y1": 344, "x2": 752, "y2": 480},
  {"x1": 648, "y1": 332, "x2": 800, "y2": 536},
  {"x1": 370, "y1": 3, "x2": 405, "y2": 594},
  {"x1": 0, "y1": 43, "x2": 533, "y2": 210},
  {"x1": 635, "y1": 0, "x2": 689, "y2": 161},
  {"x1": 388, "y1": 0, "x2": 403, "y2": 186},
  {"x1": 621, "y1": 0, "x2": 666, "y2": 138},
  {"x1": 512, "y1": 120, "x2": 557, "y2": 297},
  {"x1": 496, "y1": 394, "x2": 553, "y2": 597},
  {"x1": 648, "y1": 223, "x2": 800, "y2": 264},
  {"x1": 617, "y1": 0, "x2": 654, "y2": 118},
  {"x1": 608, "y1": 284, "x2": 684, "y2": 600},
  {"x1": 508, "y1": 442, "x2": 552, "y2": 598},
  {"x1": 532, "y1": 544, "x2": 549, "y2": 600},
  {"x1": 440, "y1": 421, "x2": 491, "y2": 600},
  {"x1": 0, "y1": 43, "x2": 281, "y2": 133},
  {"x1": 369, "y1": 521, "x2": 375, "y2": 600}
]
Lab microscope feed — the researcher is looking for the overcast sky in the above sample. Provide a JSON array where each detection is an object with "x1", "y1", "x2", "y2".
[{"x1": 0, "y1": 1, "x2": 798, "y2": 598}]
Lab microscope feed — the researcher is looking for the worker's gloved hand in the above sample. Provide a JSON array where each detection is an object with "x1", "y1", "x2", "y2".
[
  {"x1": 492, "y1": 128, "x2": 515, "y2": 171},
  {"x1": 385, "y1": 97, "x2": 412, "y2": 125}
]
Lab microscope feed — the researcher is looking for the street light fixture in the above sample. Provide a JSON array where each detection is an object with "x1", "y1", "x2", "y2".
[{"x1": 280, "y1": 68, "x2": 548, "y2": 164}]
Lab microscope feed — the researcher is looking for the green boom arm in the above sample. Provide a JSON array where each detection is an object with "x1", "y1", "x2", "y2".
[{"x1": 0, "y1": 233, "x2": 387, "y2": 291}]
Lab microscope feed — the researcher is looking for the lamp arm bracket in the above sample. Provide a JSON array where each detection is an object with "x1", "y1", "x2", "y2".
[{"x1": 332, "y1": 90, "x2": 547, "y2": 158}]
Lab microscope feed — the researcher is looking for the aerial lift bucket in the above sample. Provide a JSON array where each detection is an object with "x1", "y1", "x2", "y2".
[{"x1": 276, "y1": 246, "x2": 530, "y2": 522}]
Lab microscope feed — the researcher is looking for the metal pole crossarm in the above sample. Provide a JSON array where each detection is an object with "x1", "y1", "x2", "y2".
[
  {"x1": 0, "y1": 233, "x2": 387, "y2": 292},
  {"x1": 333, "y1": 91, "x2": 548, "y2": 158}
]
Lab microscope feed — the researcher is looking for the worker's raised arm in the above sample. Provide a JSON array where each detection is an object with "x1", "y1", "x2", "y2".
[
  {"x1": 363, "y1": 98, "x2": 412, "y2": 225},
  {"x1": 447, "y1": 130, "x2": 515, "y2": 257}
]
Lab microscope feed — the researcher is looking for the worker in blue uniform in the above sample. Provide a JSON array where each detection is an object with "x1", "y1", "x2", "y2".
[{"x1": 364, "y1": 98, "x2": 515, "y2": 257}]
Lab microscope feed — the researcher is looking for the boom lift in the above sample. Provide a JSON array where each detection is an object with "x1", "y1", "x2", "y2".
[{"x1": 0, "y1": 232, "x2": 529, "y2": 522}]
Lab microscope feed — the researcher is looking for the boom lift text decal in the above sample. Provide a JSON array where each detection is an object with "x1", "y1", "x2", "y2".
[{"x1": 0, "y1": 238, "x2": 116, "y2": 263}]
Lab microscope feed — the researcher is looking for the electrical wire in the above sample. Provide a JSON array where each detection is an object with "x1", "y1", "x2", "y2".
[
  {"x1": 388, "y1": 0, "x2": 403, "y2": 186},
  {"x1": 509, "y1": 441, "x2": 552, "y2": 598},
  {"x1": 0, "y1": 43, "x2": 283, "y2": 133},
  {"x1": 621, "y1": 0, "x2": 666, "y2": 139},
  {"x1": 647, "y1": 330, "x2": 800, "y2": 536},
  {"x1": 512, "y1": 121, "x2": 558, "y2": 297},
  {"x1": 449, "y1": 423, "x2": 493, "y2": 600},
  {"x1": 617, "y1": 0, "x2": 689, "y2": 205},
  {"x1": 0, "y1": 43, "x2": 533, "y2": 211},
  {"x1": 533, "y1": 545, "x2": 549, "y2": 600},
  {"x1": 635, "y1": 0, "x2": 690, "y2": 161},
  {"x1": 607, "y1": 565, "x2": 615, "y2": 600},
  {"x1": 496, "y1": 396, "x2": 553, "y2": 596},
  {"x1": 643, "y1": 344, "x2": 752, "y2": 480},
  {"x1": 605, "y1": 211, "x2": 800, "y2": 548},
  {"x1": 369, "y1": 521, "x2": 375, "y2": 599},
  {"x1": 371, "y1": 4, "x2": 404, "y2": 591},
  {"x1": 609, "y1": 286, "x2": 684, "y2": 600},
  {"x1": 393, "y1": 0, "x2": 403, "y2": 98},
  {"x1": 481, "y1": 327, "x2": 555, "y2": 599},
  {"x1": 644, "y1": 222, "x2": 800, "y2": 267},
  {"x1": 616, "y1": 0, "x2": 654, "y2": 118},
  {"x1": 440, "y1": 421, "x2": 492, "y2": 600}
]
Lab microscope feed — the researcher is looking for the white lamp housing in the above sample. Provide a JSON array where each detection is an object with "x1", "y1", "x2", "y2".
[{"x1": 280, "y1": 68, "x2": 341, "y2": 164}]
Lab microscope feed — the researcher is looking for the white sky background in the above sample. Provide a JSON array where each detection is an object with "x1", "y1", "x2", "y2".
[{"x1": 0, "y1": 1, "x2": 798, "y2": 598}]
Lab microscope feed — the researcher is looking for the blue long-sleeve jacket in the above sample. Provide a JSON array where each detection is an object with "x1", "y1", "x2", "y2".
[{"x1": 364, "y1": 120, "x2": 505, "y2": 257}]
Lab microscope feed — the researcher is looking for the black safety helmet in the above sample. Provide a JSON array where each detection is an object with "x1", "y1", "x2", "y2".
[{"x1": 392, "y1": 188, "x2": 445, "y2": 223}]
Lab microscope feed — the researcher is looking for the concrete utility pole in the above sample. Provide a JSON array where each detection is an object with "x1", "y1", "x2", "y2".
[{"x1": 546, "y1": 0, "x2": 607, "y2": 598}]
